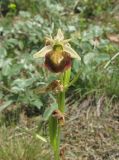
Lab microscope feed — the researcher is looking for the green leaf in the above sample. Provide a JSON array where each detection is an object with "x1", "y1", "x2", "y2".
[
  {"x1": 0, "y1": 92, "x2": 3, "y2": 99},
  {"x1": 2, "y1": 59, "x2": 12, "y2": 76},
  {"x1": 30, "y1": 100, "x2": 43, "y2": 109},
  {"x1": 11, "y1": 78, "x2": 35, "y2": 92},
  {"x1": 7, "y1": 38, "x2": 18, "y2": 46},
  {"x1": 84, "y1": 52, "x2": 110, "y2": 65},
  {"x1": 84, "y1": 52, "x2": 97, "y2": 65},
  {"x1": 0, "y1": 47, "x2": 7, "y2": 58},
  {"x1": 36, "y1": 134, "x2": 47, "y2": 143},
  {"x1": 49, "y1": 116, "x2": 58, "y2": 148},
  {"x1": 43, "y1": 103, "x2": 58, "y2": 121},
  {"x1": 18, "y1": 41, "x2": 24, "y2": 50},
  {"x1": 19, "y1": 11, "x2": 31, "y2": 18},
  {"x1": 96, "y1": 53, "x2": 110, "y2": 63},
  {"x1": 8, "y1": 64, "x2": 23, "y2": 76},
  {"x1": 73, "y1": 59, "x2": 80, "y2": 72},
  {"x1": 0, "y1": 100, "x2": 13, "y2": 112},
  {"x1": 64, "y1": 68, "x2": 71, "y2": 87}
]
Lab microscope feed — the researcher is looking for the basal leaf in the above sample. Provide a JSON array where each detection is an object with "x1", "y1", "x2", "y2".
[{"x1": 43, "y1": 103, "x2": 58, "y2": 121}]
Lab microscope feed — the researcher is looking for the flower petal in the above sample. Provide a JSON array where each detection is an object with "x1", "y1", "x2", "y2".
[
  {"x1": 33, "y1": 45, "x2": 52, "y2": 58},
  {"x1": 45, "y1": 36, "x2": 54, "y2": 44},
  {"x1": 63, "y1": 39, "x2": 71, "y2": 44},
  {"x1": 55, "y1": 29, "x2": 64, "y2": 41},
  {"x1": 64, "y1": 45, "x2": 81, "y2": 60}
]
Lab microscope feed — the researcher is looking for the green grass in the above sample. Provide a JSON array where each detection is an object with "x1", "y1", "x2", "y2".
[{"x1": 0, "y1": 126, "x2": 51, "y2": 160}]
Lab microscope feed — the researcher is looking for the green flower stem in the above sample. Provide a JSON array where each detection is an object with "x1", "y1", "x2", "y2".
[
  {"x1": 56, "y1": 68, "x2": 71, "y2": 159},
  {"x1": 58, "y1": 68, "x2": 71, "y2": 112},
  {"x1": 49, "y1": 68, "x2": 71, "y2": 160},
  {"x1": 49, "y1": 117, "x2": 60, "y2": 160}
]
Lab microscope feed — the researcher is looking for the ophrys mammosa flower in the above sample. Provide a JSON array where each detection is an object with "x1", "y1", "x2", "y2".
[{"x1": 33, "y1": 29, "x2": 81, "y2": 73}]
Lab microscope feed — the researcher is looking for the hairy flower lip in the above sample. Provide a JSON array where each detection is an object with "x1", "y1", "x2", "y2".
[{"x1": 45, "y1": 51, "x2": 71, "y2": 73}]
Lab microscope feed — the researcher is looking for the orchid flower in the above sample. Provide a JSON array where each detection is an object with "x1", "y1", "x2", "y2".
[{"x1": 33, "y1": 29, "x2": 81, "y2": 73}]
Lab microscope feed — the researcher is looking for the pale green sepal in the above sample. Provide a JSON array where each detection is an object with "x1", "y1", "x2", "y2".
[
  {"x1": 64, "y1": 45, "x2": 81, "y2": 60},
  {"x1": 55, "y1": 29, "x2": 64, "y2": 41},
  {"x1": 33, "y1": 45, "x2": 52, "y2": 58}
]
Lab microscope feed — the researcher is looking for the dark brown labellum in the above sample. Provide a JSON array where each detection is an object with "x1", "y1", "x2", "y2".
[{"x1": 45, "y1": 51, "x2": 71, "y2": 73}]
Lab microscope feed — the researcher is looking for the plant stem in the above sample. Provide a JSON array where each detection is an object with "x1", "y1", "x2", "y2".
[
  {"x1": 55, "y1": 68, "x2": 71, "y2": 159},
  {"x1": 54, "y1": 125, "x2": 60, "y2": 160},
  {"x1": 49, "y1": 68, "x2": 71, "y2": 160}
]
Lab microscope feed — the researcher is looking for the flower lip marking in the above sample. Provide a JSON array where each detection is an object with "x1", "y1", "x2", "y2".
[{"x1": 45, "y1": 51, "x2": 71, "y2": 73}]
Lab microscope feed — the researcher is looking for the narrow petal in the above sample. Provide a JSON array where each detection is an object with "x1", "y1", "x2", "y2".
[
  {"x1": 55, "y1": 29, "x2": 64, "y2": 41},
  {"x1": 63, "y1": 39, "x2": 71, "y2": 44},
  {"x1": 33, "y1": 45, "x2": 52, "y2": 58},
  {"x1": 64, "y1": 45, "x2": 81, "y2": 60},
  {"x1": 45, "y1": 36, "x2": 54, "y2": 43}
]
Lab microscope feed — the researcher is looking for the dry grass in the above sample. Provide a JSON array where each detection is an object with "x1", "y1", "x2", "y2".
[
  {"x1": 63, "y1": 97, "x2": 119, "y2": 160},
  {"x1": 0, "y1": 97, "x2": 119, "y2": 160}
]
